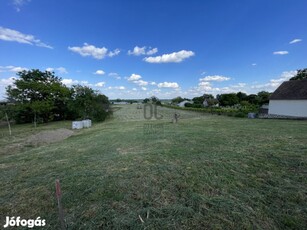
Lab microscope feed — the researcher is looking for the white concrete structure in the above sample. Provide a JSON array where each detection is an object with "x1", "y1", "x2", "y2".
[
  {"x1": 82, "y1": 119, "x2": 92, "y2": 128},
  {"x1": 72, "y1": 121, "x2": 83, "y2": 129},
  {"x1": 177, "y1": 100, "x2": 192, "y2": 107},
  {"x1": 268, "y1": 80, "x2": 307, "y2": 118}
]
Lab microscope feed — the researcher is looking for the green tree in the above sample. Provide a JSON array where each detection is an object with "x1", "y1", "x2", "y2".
[
  {"x1": 236, "y1": 92, "x2": 248, "y2": 102},
  {"x1": 6, "y1": 69, "x2": 70, "y2": 123},
  {"x1": 68, "y1": 85, "x2": 110, "y2": 121},
  {"x1": 257, "y1": 91, "x2": 271, "y2": 105},
  {"x1": 218, "y1": 93, "x2": 239, "y2": 106},
  {"x1": 290, "y1": 68, "x2": 307, "y2": 80},
  {"x1": 171, "y1": 96, "x2": 184, "y2": 104},
  {"x1": 143, "y1": 98, "x2": 150, "y2": 103}
]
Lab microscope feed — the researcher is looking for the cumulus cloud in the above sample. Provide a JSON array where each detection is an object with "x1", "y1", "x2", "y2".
[
  {"x1": 95, "y1": 82, "x2": 106, "y2": 87},
  {"x1": 250, "y1": 71, "x2": 297, "y2": 91},
  {"x1": 133, "y1": 80, "x2": 148, "y2": 86},
  {"x1": 157, "y1": 82, "x2": 179, "y2": 88},
  {"x1": 108, "y1": 86, "x2": 125, "y2": 90},
  {"x1": 127, "y1": 73, "x2": 142, "y2": 81},
  {"x1": 0, "y1": 26, "x2": 53, "y2": 49},
  {"x1": 0, "y1": 77, "x2": 16, "y2": 98},
  {"x1": 46, "y1": 67, "x2": 68, "y2": 74},
  {"x1": 199, "y1": 75, "x2": 230, "y2": 82},
  {"x1": 0, "y1": 65, "x2": 28, "y2": 72},
  {"x1": 128, "y1": 46, "x2": 158, "y2": 56},
  {"x1": 144, "y1": 50, "x2": 194, "y2": 63},
  {"x1": 273, "y1": 51, "x2": 289, "y2": 55},
  {"x1": 94, "y1": 70, "x2": 105, "y2": 75},
  {"x1": 61, "y1": 79, "x2": 79, "y2": 87},
  {"x1": 68, "y1": 43, "x2": 108, "y2": 59},
  {"x1": 108, "y1": 48, "x2": 120, "y2": 57},
  {"x1": 61, "y1": 79, "x2": 91, "y2": 87},
  {"x1": 289, "y1": 39, "x2": 302, "y2": 44},
  {"x1": 68, "y1": 43, "x2": 119, "y2": 59},
  {"x1": 141, "y1": 87, "x2": 147, "y2": 91},
  {"x1": 147, "y1": 47, "x2": 158, "y2": 55}
]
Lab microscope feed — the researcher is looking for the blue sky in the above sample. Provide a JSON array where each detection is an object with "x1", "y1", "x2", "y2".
[{"x1": 0, "y1": 0, "x2": 306, "y2": 99}]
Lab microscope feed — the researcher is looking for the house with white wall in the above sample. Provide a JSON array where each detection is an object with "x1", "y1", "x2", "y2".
[{"x1": 268, "y1": 79, "x2": 307, "y2": 118}]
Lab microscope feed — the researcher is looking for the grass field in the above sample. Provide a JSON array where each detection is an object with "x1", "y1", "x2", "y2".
[{"x1": 1, "y1": 104, "x2": 307, "y2": 229}]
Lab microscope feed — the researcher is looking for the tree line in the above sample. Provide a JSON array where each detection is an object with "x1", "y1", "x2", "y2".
[{"x1": 1, "y1": 69, "x2": 111, "y2": 124}]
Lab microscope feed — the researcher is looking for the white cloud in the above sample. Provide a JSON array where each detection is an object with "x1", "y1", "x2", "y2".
[
  {"x1": 133, "y1": 80, "x2": 148, "y2": 86},
  {"x1": 128, "y1": 46, "x2": 146, "y2": 56},
  {"x1": 144, "y1": 50, "x2": 195, "y2": 63},
  {"x1": 57, "y1": 67, "x2": 68, "y2": 74},
  {"x1": 68, "y1": 43, "x2": 119, "y2": 59},
  {"x1": 273, "y1": 51, "x2": 289, "y2": 55},
  {"x1": 61, "y1": 79, "x2": 79, "y2": 87},
  {"x1": 132, "y1": 88, "x2": 137, "y2": 91},
  {"x1": 0, "y1": 77, "x2": 17, "y2": 99},
  {"x1": 94, "y1": 70, "x2": 105, "y2": 75},
  {"x1": 0, "y1": 26, "x2": 53, "y2": 49},
  {"x1": 150, "y1": 81, "x2": 156, "y2": 85},
  {"x1": 95, "y1": 82, "x2": 106, "y2": 87},
  {"x1": 289, "y1": 39, "x2": 302, "y2": 44},
  {"x1": 108, "y1": 72, "x2": 121, "y2": 79},
  {"x1": 0, "y1": 77, "x2": 15, "y2": 86},
  {"x1": 199, "y1": 75, "x2": 230, "y2": 82},
  {"x1": 141, "y1": 87, "x2": 147, "y2": 91},
  {"x1": 61, "y1": 79, "x2": 91, "y2": 87},
  {"x1": 146, "y1": 47, "x2": 158, "y2": 55},
  {"x1": 108, "y1": 86, "x2": 125, "y2": 90},
  {"x1": 250, "y1": 71, "x2": 297, "y2": 91},
  {"x1": 127, "y1": 73, "x2": 142, "y2": 81},
  {"x1": 108, "y1": 48, "x2": 120, "y2": 57},
  {"x1": 0, "y1": 65, "x2": 28, "y2": 72},
  {"x1": 46, "y1": 67, "x2": 68, "y2": 74},
  {"x1": 128, "y1": 46, "x2": 158, "y2": 56},
  {"x1": 12, "y1": 0, "x2": 31, "y2": 12},
  {"x1": 157, "y1": 82, "x2": 179, "y2": 88},
  {"x1": 252, "y1": 63, "x2": 257, "y2": 66}
]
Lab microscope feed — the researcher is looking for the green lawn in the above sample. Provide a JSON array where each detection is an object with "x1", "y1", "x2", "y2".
[{"x1": 1, "y1": 104, "x2": 307, "y2": 229}]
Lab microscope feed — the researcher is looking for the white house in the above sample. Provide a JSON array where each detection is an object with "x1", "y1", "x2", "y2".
[{"x1": 268, "y1": 79, "x2": 307, "y2": 118}]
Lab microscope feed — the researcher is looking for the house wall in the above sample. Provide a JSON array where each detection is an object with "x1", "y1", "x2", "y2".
[{"x1": 269, "y1": 100, "x2": 307, "y2": 117}]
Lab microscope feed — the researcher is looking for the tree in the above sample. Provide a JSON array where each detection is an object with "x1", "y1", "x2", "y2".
[
  {"x1": 143, "y1": 98, "x2": 150, "y2": 103},
  {"x1": 192, "y1": 96, "x2": 204, "y2": 105},
  {"x1": 171, "y1": 96, "x2": 184, "y2": 104},
  {"x1": 218, "y1": 93, "x2": 239, "y2": 106},
  {"x1": 257, "y1": 91, "x2": 271, "y2": 105},
  {"x1": 68, "y1": 85, "x2": 110, "y2": 121},
  {"x1": 6, "y1": 69, "x2": 70, "y2": 123},
  {"x1": 203, "y1": 94, "x2": 214, "y2": 99},
  {"x1": 236, "y1": 92, "x2": 248, "y2": 102},
  {"x1": 290, "y1": 68, "x2": 307, "y2": 80}
]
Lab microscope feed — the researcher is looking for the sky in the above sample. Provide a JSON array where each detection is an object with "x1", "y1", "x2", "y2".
[{"x1": 0, "y1": 0, "x2": 306, "y2": 99}]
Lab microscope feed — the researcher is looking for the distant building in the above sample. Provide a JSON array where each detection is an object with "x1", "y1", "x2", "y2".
[
  {"x1": 113, "y1": 101, "x2": 129, "y2": 105},
  {"x1": 268, "y1": 79, "x2": 307, "y2": 118}
]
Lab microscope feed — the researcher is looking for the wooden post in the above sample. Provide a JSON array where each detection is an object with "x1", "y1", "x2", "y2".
[
  {"x1": 55, "y1": 179, "x2": 66, "y2": 230},
  {"x1": 5, "y1": 112, "x2": 11, "y2": 136}
]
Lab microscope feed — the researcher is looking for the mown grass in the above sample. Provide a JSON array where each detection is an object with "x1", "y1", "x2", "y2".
[{"x1": 1, "y1": 105, "x2": 307, "y2": 229}]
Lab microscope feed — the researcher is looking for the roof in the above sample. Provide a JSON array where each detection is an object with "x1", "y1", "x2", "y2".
[{"x1": 270, "y1": 79, "x2": 307, "y2": 100}]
